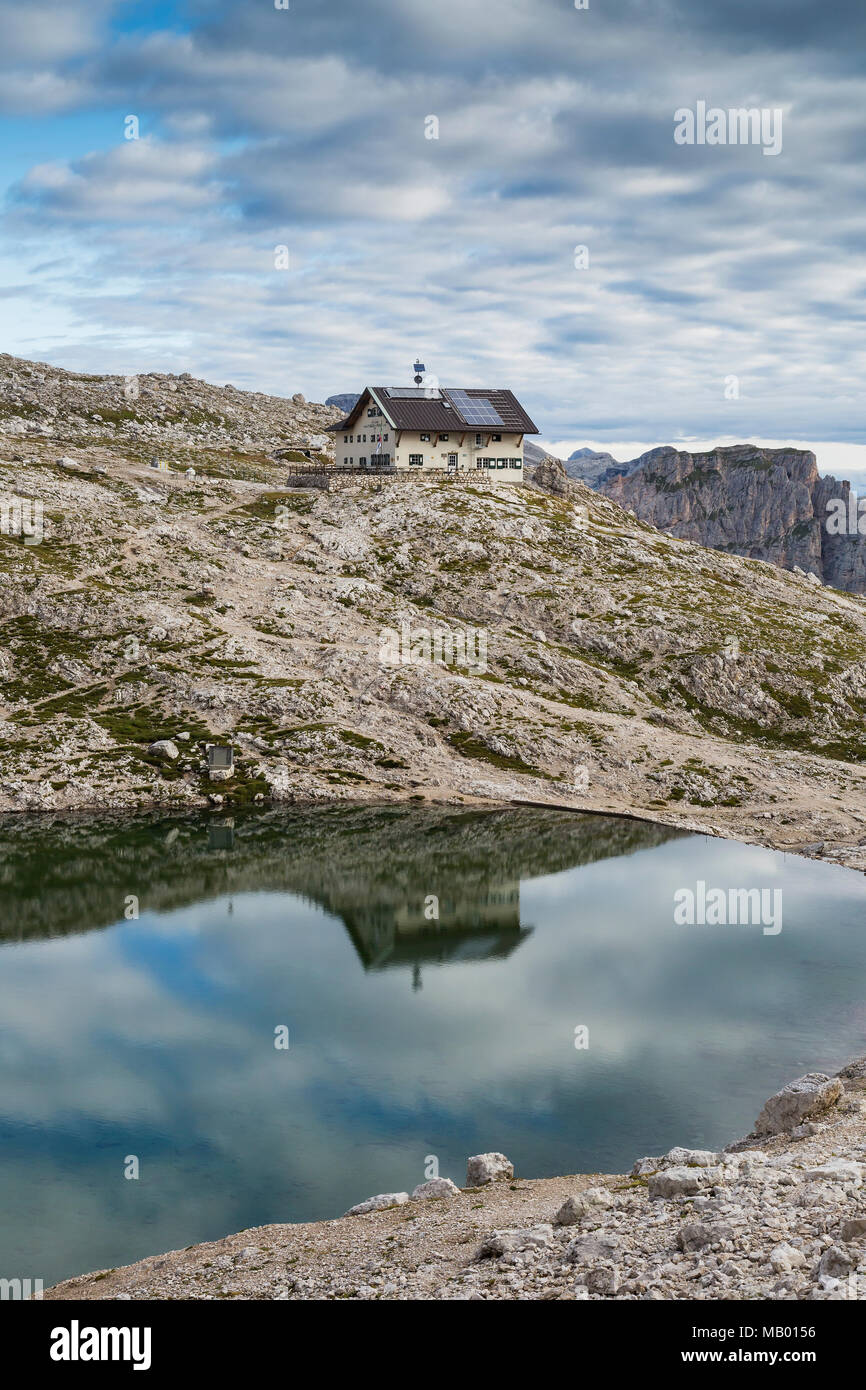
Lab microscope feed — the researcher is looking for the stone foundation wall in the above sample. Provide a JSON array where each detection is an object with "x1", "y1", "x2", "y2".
[{"x1": 318, "y1": 470, "x2": 529, "y2": 495}]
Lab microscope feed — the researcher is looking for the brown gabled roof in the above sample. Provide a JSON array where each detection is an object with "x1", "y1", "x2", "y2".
[{"x1": 328, "y1": 386, "x2": 539, "y2": 434}]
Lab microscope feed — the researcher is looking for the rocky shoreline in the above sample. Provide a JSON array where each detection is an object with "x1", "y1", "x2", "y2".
[{"x1": 44, "y1": 1061, "x2": 866, "y2": 1301}]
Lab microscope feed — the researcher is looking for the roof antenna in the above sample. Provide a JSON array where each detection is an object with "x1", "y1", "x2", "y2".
[{"x1": 413, "y1": 358, "x2": 426, "y2": 386}]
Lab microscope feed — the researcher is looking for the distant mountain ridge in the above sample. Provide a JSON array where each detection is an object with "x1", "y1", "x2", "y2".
[
  {"x1": 565, "y1": 443, "x2": 866, "y2": 594},
  {"x1": 563, "y1": 447, "x2": 630, "y2": 487},
  {"x1": 325, "y1": 393, "x2": 361, "y2": 413}
]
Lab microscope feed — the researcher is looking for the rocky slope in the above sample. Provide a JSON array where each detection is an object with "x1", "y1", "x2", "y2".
[
  {"x1": 43, "y1": 1060, "x2": 866, "y2": 1300},
  {"x1": 0, "y1": 358, "x2": 865, "y2": 869},
  {"x1": 569, "y1": 443, "x2": 866, "y2": 594},
  {"x1": 0, "y1": 353, "x2": 340, "y2": 467}
]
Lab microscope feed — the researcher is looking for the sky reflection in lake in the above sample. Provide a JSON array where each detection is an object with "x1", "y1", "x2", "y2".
[{"x1": 0, "y1": 806, "x2": 864, "y2": 1285}]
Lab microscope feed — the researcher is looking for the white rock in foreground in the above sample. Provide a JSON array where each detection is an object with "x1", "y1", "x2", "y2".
[
  {"x1": 345, "y1": 1192, "x2": 408, "y2": 1216},
  {"x1": 466, "y1": 1152, "x2": 514, "y2": 1186},
  {"x1": 754, "y1": 1072, "x2": 842, "y2": 1135}
]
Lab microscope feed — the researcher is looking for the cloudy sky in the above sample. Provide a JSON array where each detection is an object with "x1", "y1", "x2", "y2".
[{"x1": 1, "y1": 0, "x2": 864, "y2": 473}]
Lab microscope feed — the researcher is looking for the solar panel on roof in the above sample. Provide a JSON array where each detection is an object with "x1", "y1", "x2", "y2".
[
  {"x1": 447, "y1": 389, "x2": 504, "y2": 427},
  {"x1": 387, "y1": 387, "x2": 442, "y2": 398}
]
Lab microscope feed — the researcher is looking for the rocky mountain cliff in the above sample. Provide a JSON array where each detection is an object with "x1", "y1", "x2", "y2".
[
  {"x1": 569, "y1": 443, "x2": 866, "y2": 594},
  {"x1": 0, "y1": 357, "x2": 865, "y2": 867}
]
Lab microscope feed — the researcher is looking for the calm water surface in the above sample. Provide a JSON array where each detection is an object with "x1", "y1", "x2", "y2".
[{"x1": 1, "y1": 805, "x2": 864, "y2": 1285}]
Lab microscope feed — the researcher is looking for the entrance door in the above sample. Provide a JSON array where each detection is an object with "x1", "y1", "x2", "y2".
[{"x1": 448, "y1": 453, "x2": 458, "y2": 470}]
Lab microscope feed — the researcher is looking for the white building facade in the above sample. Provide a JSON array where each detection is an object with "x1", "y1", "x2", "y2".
[{"x1": 329, "y1": 385, "x2": 538, "y2": 479}]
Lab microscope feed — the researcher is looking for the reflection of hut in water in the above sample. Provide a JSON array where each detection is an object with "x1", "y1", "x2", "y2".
[
  {"x1": 208, "y1": 822, "x2": 235, "y2": 851},
  {"x1": 341, "y1": 881, "x2": 531, "y2": 974}
]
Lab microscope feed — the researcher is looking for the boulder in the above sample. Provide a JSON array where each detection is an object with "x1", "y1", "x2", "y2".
[
  {"x1": 411, "y1": 1178, "x2": 461, "y2": 1201},
  {"x1": 553, "y1": 1188, "x2": 613, "y2": 1226},
  {"x1": 664, "y1": 1147, "x2": 722, "y2": 1168},
  {"x1": 584, "y1": 1264, "x2": 619, "y2": 1296},
  {"x1": 478, "y1": 1224, "x2": 553, "y2": 1258},
  {"x1": 840, "y1": 1217, "x2": 866, "y2": 1242},
  {"x1": 566, "y1": 1232, "x2": 620, "y2": 1265},
  {"x1": 466, "y1": 1152, "x2": 513, "y2": 1186},
  {"x1": 769, "y1": 1242, "x2": 807, "y2": 1273},
  {"x1": 648, "y1": 1166, "x2": 723, "y2": 1199},
  {"x1": 631, "y1": 1155, "x2": 661, "y2": 1176},
  {"x1": 804, "y1": 1160, "x2": 863, "y2": 1187},
  {"x1": 816, "y1": 1245, "x2": 854, "y2": 1281},
  {"x1": 531, "y1": 456, "x2": 570, "y2": 496},
  {"x1": 148, "y1": 739, "x2": 179, "y2": 762},
  {"x1": 345, "y1": 1192, "x2": 408, "y2": 1217},
  {"x1": 754, "y1": 1073, "x2": 842, "y2": 1136},
  {"x1": 676, "y1": 1222, "x2": 734, "y2": 1252}
]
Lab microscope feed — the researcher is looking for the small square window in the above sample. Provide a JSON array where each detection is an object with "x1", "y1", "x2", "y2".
[
  {"x1": 492, "y1": 433, "x2": 502, "y2": 442},
  {"x1": 420, "y1": 433, "x2": 430, "y2": 442},
  {"x1": 440, "y1": 433, "x2": 449, "y2": 441}
]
